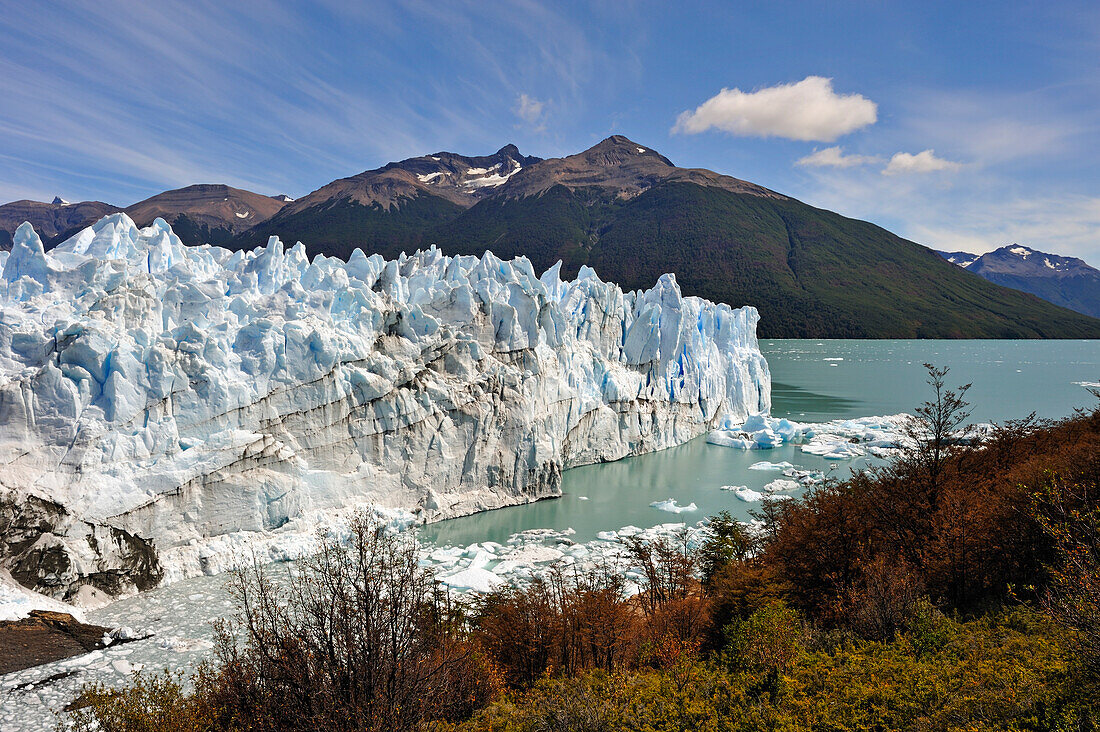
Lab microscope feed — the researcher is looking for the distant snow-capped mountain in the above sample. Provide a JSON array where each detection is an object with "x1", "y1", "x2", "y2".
[
  {"x1": 937, "y1": 250, "x2": 979, "y2": 268},
  {"x1": 937, "y1": 244, "x2": 1100, "y2": 318}
]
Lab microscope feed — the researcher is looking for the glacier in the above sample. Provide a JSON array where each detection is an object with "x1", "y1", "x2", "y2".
[{"x1": 0, "y1": 214, "x2": 770, "y2": 602}]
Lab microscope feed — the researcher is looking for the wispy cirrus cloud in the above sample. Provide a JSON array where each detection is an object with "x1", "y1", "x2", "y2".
[
  {"x1": 515, "y1": 94, "x2": 547, "y2": 129},
  {"x1": 674, "y1": 76, "x2": 877, "y2": 142},
  {"x1": 0, "y1": 0, "x2": 638, "y2": 205}
]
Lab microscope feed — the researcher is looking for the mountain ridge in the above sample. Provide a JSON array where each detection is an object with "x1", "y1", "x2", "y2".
[
  {"x1": 228, "y1": 135, "x2": 1100, "y2": 338},
  {"x1": 937, "y1": 244, "x2": 1100, "y2": 319},
  {"x1": 0, "y1": 184, "x2": 289, "y2": 250},
  {"x1": 5, "y1": 136, "x2": 1100, "y2": 338}
]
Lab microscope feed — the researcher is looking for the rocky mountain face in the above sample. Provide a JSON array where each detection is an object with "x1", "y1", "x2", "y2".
[
  {"x1": 230, "y1": 145, "x2": 542, "y2": 257},
  {"x1": 0, "y1": 215, "x2": 769, "y2": 601},
  {"x1": 230, "y1": 136, "x2": 1100, "y2": 338},
  {"x1": 937, "y1": 245, "x2": 1100, "y2": 319},
  {"x1": 489, "y1": 135, "x2": 783, "y2": 201},
  {"x1": 0, "y1": 200, "x2": 121, "y2": 250}
]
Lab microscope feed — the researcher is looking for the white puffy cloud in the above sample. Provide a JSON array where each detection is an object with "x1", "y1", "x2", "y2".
[
  {"x1": 673, "y1": 76, "x2": 877, "y2": 142},
  {"x1": 882, "y1": 149, "x2": 961, "y2": 175},
  {"x1": 795, "y1": 146, "x2": 879, "y2": 168},
  {"x1": 515, "y1": 94, "x2": 546, "y2": 126}
]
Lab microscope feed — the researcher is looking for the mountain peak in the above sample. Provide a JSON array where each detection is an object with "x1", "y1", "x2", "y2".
[
  {"x1": 578, "y1": 136, "x2": 672, "y2": 166},
  {"x1": 997, "y1": 243, "x2": 1036, "y2": 258},
  {"x1": 51, "y1": 196, "x2": 70, "y2": 206},
  {"x1": 121, "y1": 183, "x2": 288, "y2": 244},
  {"x1": 491, "y1": 134, "x2": 778, "y2": 201}
]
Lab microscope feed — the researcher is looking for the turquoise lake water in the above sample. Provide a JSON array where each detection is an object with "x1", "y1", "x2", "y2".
[{"x1": 419, "y1": 339, "x2": 1100, "y2": 547}]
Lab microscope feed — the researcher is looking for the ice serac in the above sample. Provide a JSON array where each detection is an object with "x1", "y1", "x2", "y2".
[{"x1": 0, "y1": 213, "x2": 770, "y2": 600}]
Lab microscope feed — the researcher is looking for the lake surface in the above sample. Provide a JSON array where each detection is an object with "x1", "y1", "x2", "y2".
[
  {"x1": 764, "y1": 339, "x2": 1099, "y2": 423},
  {"x1": 420, "y1": 339, "x2": 1100, "y2": 547},
  {"x1": 3, "y1": 339, "x2": 1098, "y2": 730}
]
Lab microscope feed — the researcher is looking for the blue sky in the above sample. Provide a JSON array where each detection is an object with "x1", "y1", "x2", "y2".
[{"x1": 2, "y1": 1, "x2": 1098, "y2": 259}]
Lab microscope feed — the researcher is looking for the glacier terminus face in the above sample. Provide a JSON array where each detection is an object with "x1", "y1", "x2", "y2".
[{"x1": 0, "y1": 214, "x2": 770, "y2": 602}]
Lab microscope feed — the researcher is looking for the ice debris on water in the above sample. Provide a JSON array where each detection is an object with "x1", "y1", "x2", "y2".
[{"x1": 708, "y1": 414, "x2": 912, "y2": 459}]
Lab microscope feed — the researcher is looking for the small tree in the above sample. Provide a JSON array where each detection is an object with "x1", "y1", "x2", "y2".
[
  {"x1": 904, "y1": 363, "x2": 972, "y2": 504},
  {"x1": 626, "y1": 531, "x2": 709, "y2": 663},
  {"x1": 699, "y1": 511, "x2": 754, "y2": 589},
  {"x1": 209, "y1": 516, "x2": 491, "y2": 732},
  {"x1": 472, "y1": 564, "x2": 636, "y2": 688},
  {"x1": 624, "y1": 530, "x2": 697, "y2": 617}
]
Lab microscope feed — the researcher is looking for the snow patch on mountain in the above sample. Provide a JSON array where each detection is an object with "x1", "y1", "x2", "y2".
[
  {"x1": 0, "y1": 214, "x2": 770, "y2": 601},
  {"x1": 462, "y1": 160, "x2": 523, "y2": 189}
]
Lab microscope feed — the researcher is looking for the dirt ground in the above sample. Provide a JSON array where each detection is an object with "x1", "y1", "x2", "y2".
[{"x1": 0, "y1": 610, "x2": 111, "y2": 675}]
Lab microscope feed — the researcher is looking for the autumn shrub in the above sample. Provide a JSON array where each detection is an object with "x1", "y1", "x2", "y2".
[
  {"x1": 472, "y1": 565, "x2": 639, "y2": 690},
  {"x1": 445, "y1": 608, "x2": 1085, "y2": 732},
  {"x1": 723, "y1": 600, "x2": 805, "y2": 696},
  {"x1": 64, "y1": 670, "x2": 215, "y2": 732},
  {"x1": 1032, "y1": 471, "x2": 1100, "y2": 695},
  {"x1": 757, "y1": 368, "x2": 1100, "y2": 630}
]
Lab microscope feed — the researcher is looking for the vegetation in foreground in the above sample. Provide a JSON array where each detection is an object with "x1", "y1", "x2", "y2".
[{"x1": 64, "y1": 369, "x2": 1100, "y2": 731}]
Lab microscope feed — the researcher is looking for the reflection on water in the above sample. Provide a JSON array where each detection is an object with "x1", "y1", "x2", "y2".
[
  {"x1": 770, "y1": 380, "x2": 859, "y2": 421},
  {"x1": 763, "y1": 339, "x2": 1100, "y2": 423}
]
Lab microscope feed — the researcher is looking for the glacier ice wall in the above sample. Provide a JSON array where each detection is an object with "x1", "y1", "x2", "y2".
[{"x1": 0, "y1": 214, "x2": 770, "y2": 599}]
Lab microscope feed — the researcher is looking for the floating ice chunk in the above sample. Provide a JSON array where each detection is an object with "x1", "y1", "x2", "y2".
[
  {"x1": 709, "y1": 414, "x2": 915, "y2": 459},
  {"x1": 748, "y1": 460, "x2": 794, "y2": 471},
  {"x1": 706, "y1": 432, "x2": 756, "y2": 449},
  {"x1": 439, "y1": 566, "x2": 504, "y2": 593},
  {"x1": 159, "y1": 637, "x2": 214, "y2": 653},
  {"x1": 728, "y1": 486, "x2": 763, "y2": 502},
  {"x1": 784, "y1": 468, "x2": 826, "y2": 485},
  {"x1": 503, "y1": 545, "x2": 564, "y2": 564},
  {"x1": 61, "y1": 650, "x2": 103, "y2": 668},
  {"x1": 763, "y1": 479, "x2": 800, "y2": 493},
  {"x1": 649, "y1": 498, "x2": 698, "y2": 514},
  {"x1": 801, "y1": 439, "x2": 866, "y2": 459}
]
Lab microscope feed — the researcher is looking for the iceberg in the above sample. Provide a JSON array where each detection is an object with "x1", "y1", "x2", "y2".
[
  {"x1": 649, "y1": 498, "x2": 698, "y2": 513},
  {"x1": 0, "y1": 214, "x2": 771, "y2": 601}
]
